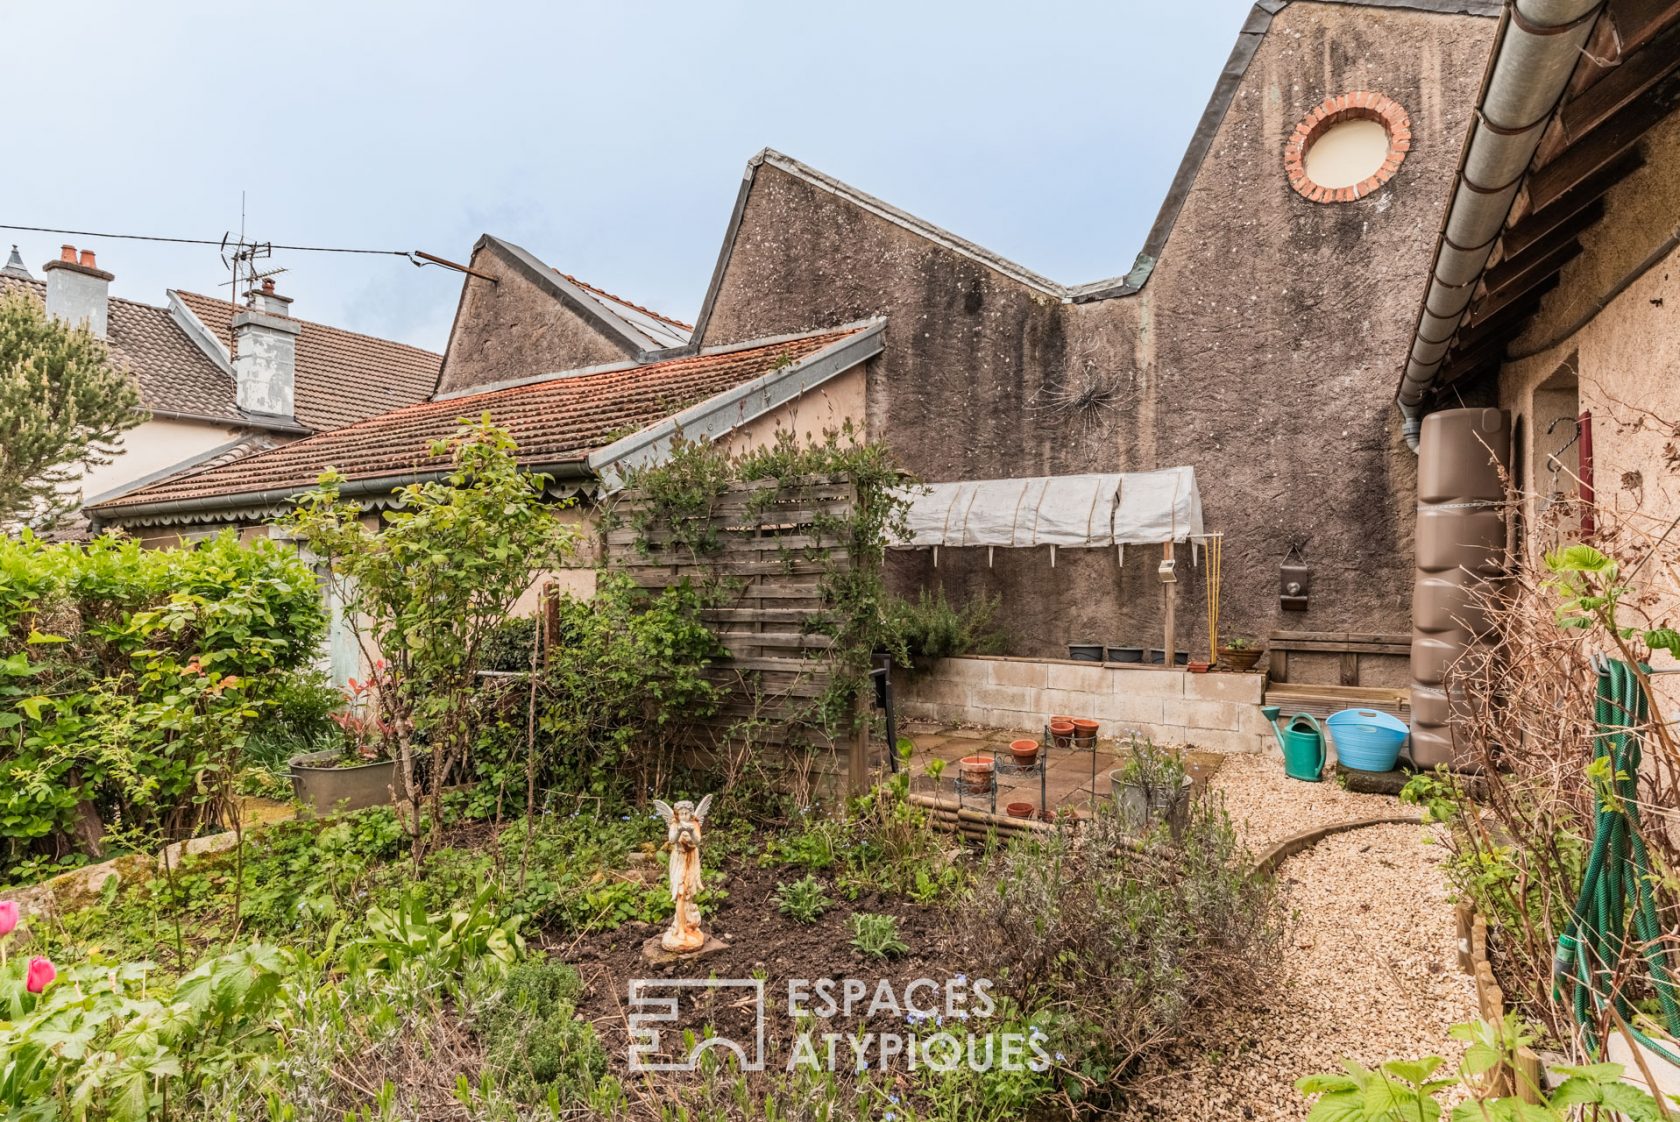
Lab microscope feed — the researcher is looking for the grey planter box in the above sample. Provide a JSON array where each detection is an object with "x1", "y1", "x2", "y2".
[{"x1": 289, "y1": 751, "x2": 404, "y2": 815}]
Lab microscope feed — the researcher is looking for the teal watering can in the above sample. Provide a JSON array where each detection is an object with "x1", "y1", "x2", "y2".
[{"x1": 1260, "y1": 705, "x2": 1325, "y2": 782}]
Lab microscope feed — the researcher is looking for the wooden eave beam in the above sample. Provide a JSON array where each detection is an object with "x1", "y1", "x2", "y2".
[
  {"x1": 1506, "y1": 150, "x2": 1639, "y2": 243},
  {"x1": 1528, "y1": 69, "x2": 1680, "y2": 211},
  {"x1": 1476, "y1": 270, "x2": 1563, "y2": 327},
  {"x1": 1560, "y1": 17, "x2": 1680, "y2": 142},
  {"x1": 1482, "y1": 240, "x2": 1584, "y2": 304},
  {"x1": 1501, "y1": 198, "x2": 1605, "y2": 266},
  {"x1": 1460, "y1": 292, "x2": 1548, "y2": 347}
]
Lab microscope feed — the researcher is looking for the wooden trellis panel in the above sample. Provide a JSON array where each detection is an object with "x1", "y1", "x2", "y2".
[{"x1": 604, "y1": 475, "x2": 857, "y2": 753}]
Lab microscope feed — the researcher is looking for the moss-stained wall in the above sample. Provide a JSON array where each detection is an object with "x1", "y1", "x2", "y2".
[
  {"x1": 437, "y1": 240, "x2": 635, "y2": 396},
  {"x1": 699, "y1": 1, "x2": 1495, "y2": 667}
]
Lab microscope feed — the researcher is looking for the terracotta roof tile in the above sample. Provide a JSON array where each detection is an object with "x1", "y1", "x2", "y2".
[
  {"x1": 172, "y1": 291, "x2": 441, "y2": 430},
  {"x1": 93, "y1": 327, "x2": 863, "y2": 514}
]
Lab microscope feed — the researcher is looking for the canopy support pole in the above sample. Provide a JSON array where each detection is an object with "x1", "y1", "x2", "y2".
[{"x1": 1162, "y1": 541, "x2": 1178, "y2": 670}]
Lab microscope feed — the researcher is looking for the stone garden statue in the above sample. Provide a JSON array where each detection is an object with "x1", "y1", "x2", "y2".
[{"x1": 653, "y1": 794, "x2": 714, "y2": 954}]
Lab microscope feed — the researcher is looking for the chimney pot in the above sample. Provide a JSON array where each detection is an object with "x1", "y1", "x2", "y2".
[
  {"x1": 43, "y1": 249, "x2": 112, "y2": 339},
  {"x1": 79, "y1": 249, "x2": 97, "y2": 270},
  {"x1": 261, "y1": 278, "x2": 275, "y2": 293},
  {"x1": 59, "y1": 245, "x2": 77, "y2": 263}
]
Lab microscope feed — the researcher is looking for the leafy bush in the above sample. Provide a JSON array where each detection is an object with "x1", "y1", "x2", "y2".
[
  {"x1": 964, "y1": 793, "x2": 1282, "y2": 1099},
  {"x1": 479, "y1": 957, "x2": 610, "y2": 1108},
  {"x1": 774, "y1": 874, "x2": 833, "y2": 923},
  {"x1": 479, "y1": 615, "x2": 539, "y2": 674},
  {"x1": 286, "y1": 418, "x2": 575, "y2": 855},
  {"x1": 849, "y1": 912, "x2": 908, "y2": 959},
  {"x1": 240, "y1": 668, "x2": 347, "y2": 771},
  {"x1": 888, "y1": 587, "x2": 1006, "y2": 666},
  {"x1": 0, "y1": 531, "x2": 326, "y2": 876}
]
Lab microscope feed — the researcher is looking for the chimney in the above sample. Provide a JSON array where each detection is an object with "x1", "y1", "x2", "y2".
[
  {"x1": 231, "y1": 280, "x2": 300, "y2": 418},
  {"x1": 42, "y1": 244, "x2": 113, "y2": 338}
]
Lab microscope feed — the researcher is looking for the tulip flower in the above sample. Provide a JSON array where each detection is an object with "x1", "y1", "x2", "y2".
[
  {"x1": 24, "y1": 956, "x2": 55, "y2": 994},
  {"x1": 0, "y1": 901, "x2": 17, "y2": 937}
]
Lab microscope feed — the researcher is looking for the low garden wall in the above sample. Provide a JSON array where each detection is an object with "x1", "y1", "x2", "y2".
[{"x1": 894, "y1": 655, "x2": 1271, "y2": 753}]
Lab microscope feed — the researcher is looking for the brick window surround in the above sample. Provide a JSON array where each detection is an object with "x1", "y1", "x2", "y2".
[{"x1": 1284, "y1": 92, "x2": 1411, "y2": 204}]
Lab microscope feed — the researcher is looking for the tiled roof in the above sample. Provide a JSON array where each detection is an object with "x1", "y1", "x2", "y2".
[
  {"x1": 0, "y1": 275, "x2": 247, "y2": 423},
  {"x1": 92, "y1": 326, "x2": 865, "y2": 514},
  {"x1": 172, "y1": 291, "x2": 441, "y2": 430}
]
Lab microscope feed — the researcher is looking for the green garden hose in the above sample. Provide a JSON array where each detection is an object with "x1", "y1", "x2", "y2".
[{"x1": 1554, "y1": 658, "x2": 1680, "y2": 1063}]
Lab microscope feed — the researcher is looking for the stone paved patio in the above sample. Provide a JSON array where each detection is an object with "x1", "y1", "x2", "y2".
[{"x1": 899, "y1": 719, "x2": 1224, "y2": 819}]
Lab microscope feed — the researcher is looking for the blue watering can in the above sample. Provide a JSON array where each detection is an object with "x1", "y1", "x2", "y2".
[{"x1": 1260, "y1": 705, "x2": 1324, "y2": 782}]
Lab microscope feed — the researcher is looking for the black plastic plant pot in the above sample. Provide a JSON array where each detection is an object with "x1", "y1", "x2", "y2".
[
  {"x1": 1147, "y1": 649, "x2": 1190, "y2": 666},
  {"x1": 1067, "y1": 644, "x2": 1104, "y2": 662},
  {"x1": 1106, "y1": 646, "x2": 1144, "y2": 664}
]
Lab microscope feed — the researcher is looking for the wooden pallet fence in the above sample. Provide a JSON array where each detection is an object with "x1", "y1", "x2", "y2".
[{"x1": 604, "y1": 475, "x2": 864, "y2": 773}]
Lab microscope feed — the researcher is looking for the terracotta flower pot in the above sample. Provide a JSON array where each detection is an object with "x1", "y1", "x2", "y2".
[
  {"x1": 1049, "y1": 719, "x2": 1075, "y2": 750},
  {"x1": 958, "y1": 755, "x2": 995, "y2": 794},
  {"x1": 1009, "y1": 738, "x2": 1040, "y2": 766},
  {"x1": 1070, "y1": 718, "x2": 1099, "y2": 747},
  {"x1": 1005, "y1": 801, "x2": 1034, "y2": 819}
]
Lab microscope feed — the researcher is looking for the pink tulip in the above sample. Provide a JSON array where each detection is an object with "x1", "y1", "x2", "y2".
[
  {"x1": 24, "y1": 956, "x2": 55, "y2": 994},
  {"x1": 0, "y1": 901, "x2": 16, "y2": 937}
]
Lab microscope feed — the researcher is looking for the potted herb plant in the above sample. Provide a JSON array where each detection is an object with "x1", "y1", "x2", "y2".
[
  {"x1": 1218, "y1": 634, "x2": 1264, "y2": 673},
  {"x1": 1107, "y1": 738, "x2": 1193, "y2": 836},
  {"x1": 289, "y1": 661, "x2": 406, "y2": 814}
]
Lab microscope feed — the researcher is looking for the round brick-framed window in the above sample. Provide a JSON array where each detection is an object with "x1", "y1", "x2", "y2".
[{"x1": 1284, "y1": 92, "x2": 1411, "y2": 204}]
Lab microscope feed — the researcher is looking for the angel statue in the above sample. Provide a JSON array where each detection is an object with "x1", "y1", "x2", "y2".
[{"x1": 653, "y1": 794, "x2": 714, "y2": 953}]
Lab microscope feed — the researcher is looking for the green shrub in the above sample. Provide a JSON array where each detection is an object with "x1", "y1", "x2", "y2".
[
  {"x1": 0, "y1": 531, "x2": 327, "y2": 877},
  {"x1": 479, "y1": 615, "x2": 539, "y2": 673},
  {"x1": 849, "y1": 912, "x2": 908, "y2": 959},
  {"x1": 774, "y1": 874, "x2": 833, "y2": 924},
  {"x1": 240, "y1": 668, "x2": 347, "y2": 771},
  {"x1": 479, "y1": 957, "x2": 610, "y2": 1107},
  {"x1": 964, "y1": 793, "x2": 1282, "y2": 1095},
  {"x1": 888, "y1": 587, "x2": 1006, "y2": 666}
]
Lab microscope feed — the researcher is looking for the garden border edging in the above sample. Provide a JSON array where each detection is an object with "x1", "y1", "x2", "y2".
[{"x1": 1253, "y1": 813, "x2": 1421, "y2": 877}]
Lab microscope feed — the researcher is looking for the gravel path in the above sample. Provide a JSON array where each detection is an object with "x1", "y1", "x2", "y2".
[
  {"x1": 1114, "y1": 821, "x2": 1476, "y2": 1120},
  {"x1": 1210, "y1": 751, "x2": 1407, "y2": 849}
]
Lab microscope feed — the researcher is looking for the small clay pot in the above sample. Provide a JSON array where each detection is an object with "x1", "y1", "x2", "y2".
[
  {"x1": 1009, "y1": 738, "x2": 1040, "y2": 766},
  {"x1": 1071, "y1": 718, "x2": 1099, "y2": 747},
  {"x1": 958, "y1": 755, "x2": 995, "y2": 794},
  {"x1": 1005, "y1": 801, "x2": 1034, "y2": 819},
  {"x1": 1049, "y1": 719, "x2": 1075, "y2": 750}
]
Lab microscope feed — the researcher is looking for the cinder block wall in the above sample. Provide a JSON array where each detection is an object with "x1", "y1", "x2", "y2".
[{"x1": 894, "y1": 656, "x2": 1270, "y2": 753}]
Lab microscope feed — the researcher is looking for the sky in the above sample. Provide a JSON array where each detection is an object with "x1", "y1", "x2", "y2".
[{"x1": 7, "y1": 2, "x2": 1257, "y2": 353}]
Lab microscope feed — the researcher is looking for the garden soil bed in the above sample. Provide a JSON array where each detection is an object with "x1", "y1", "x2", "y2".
[{"x1": 556, "y1": 857, "x2": 969, "y2": 1083}]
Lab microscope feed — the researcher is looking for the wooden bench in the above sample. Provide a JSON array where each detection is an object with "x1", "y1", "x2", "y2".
[{"x1": 1266, "y1": 630, "x2": 1410, "y2": 687}]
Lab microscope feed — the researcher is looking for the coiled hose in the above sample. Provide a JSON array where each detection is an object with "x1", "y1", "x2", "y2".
[{"x1": 1553, "y1": 658, "x2": 1680, "y2": 1062}]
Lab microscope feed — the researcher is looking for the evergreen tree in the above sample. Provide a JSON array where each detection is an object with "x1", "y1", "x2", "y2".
[{"x1": 0, "y1": 290, "x2": 145, "y2": 528}]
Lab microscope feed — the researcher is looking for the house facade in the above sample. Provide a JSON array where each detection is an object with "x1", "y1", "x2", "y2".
[{"x1": 1, "y1": 243, "x2": 440, "y2": 532}]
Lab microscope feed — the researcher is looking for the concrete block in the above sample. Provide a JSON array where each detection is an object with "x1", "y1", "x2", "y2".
[
  {"x1": 1163, "y1": 699, "x2": 1252, "y2": 733},
  {"x1": 1183, "y1": 671, "x2": 1264, "y2": 705},
  {"x1": 943, "y1": 658, "x2": 992, "y2": 683},
  {"x1": 984, "y1": 709, "x2": 1038, "y2": 733},
  {"x1": 1092, "y1": 693, "x2": 1166, "y2": 726},
  {"x1": 1107, "y1": 667, "x2": 1185, "y2": 698},
  {"x1": 989, "y1": 659, "x2": 1048, "y2": 690},
  {"x1": 967, "y1": 684, "x2": 1035, "y2": 714},
  {"x1": 1041, "y1": 687, "x2": 1105, "y2": 720},
  {"x1": 1044, "y1": 662, "x2": 1110, "y2": 694}
]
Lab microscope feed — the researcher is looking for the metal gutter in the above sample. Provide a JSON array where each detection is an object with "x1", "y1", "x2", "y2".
[
  {"x1": 588, "y1": 319, "x2": 886, "y2": 490},
  {"x1": 1395, "y1": 0, "x2": 1605, "y2": 450}
]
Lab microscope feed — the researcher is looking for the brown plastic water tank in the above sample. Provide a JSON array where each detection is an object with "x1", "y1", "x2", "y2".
[{"x1": 1411, "y1": 408, "x2": 1510, "y2": 770}]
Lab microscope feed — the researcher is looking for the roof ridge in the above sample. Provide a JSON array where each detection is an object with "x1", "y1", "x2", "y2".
[
  {"x1": 555, "y1": 271, "x2": 694, "y2": 331},
  {"x1": 173, "y1": 290, "x2": 443, "y2": 358}
]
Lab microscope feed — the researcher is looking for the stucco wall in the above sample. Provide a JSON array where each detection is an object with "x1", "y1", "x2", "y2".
[
  {"x1": 1498, "y1": 112, "x2": 1680, "y2": 665},
  {"x1": 436, "y1": 240, "x2": 634, "y2": 396},
  {"x1": 79, "y1": 417, "x2": 249, "y2": 506},
  {"x1": 699, "y1": 2, "x2": 1494, "y2": 666},
  {"x1": 715, "y1": 363, "x2": 868, "y2": 456}
]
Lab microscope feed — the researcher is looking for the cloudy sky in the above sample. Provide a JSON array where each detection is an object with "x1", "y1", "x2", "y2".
[{"x1": 8, "y1": 2, "x2": 1256, "y2": 352}]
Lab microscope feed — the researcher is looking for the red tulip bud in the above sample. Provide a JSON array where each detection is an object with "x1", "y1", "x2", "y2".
[{"x1": 25, "y1": 956, "x2": 55, "y2": 994}]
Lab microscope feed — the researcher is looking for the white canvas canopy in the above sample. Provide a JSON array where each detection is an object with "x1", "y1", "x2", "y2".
[{"x1": 892, "y1": 468, "x2": 1204, "y2": 550}]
